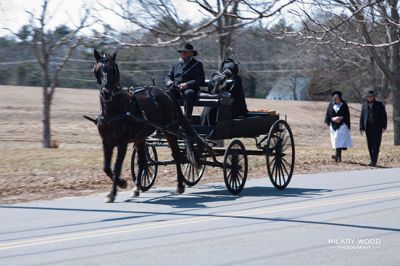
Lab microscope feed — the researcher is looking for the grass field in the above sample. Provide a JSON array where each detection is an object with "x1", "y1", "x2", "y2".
[{"x1": 1, "y1": 85, "x2": 399, "y2": 203}]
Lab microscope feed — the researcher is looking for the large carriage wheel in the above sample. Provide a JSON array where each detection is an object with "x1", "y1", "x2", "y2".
[
  {"x1": 182, "y1": 158, "x2": 206, "y2": 187},
  {"x1": 131, "y1": 144, "x2": 158, "y2": 192},
  {"x1": 265, "y1": 120, "x2": 295, "y2": 190},
  {"x1": 223, "y1": 139, "x2": 248, "y2": 195}
]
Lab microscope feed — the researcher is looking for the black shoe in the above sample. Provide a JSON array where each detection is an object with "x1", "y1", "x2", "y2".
[
  {"x1": 368, "y1": 162, "x2": 377, "y2": 167},
  {"x1": 332, "y1": 155, "x2": 338, "y2": 162}
]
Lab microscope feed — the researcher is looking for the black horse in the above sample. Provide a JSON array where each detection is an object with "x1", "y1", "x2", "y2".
[{"x1": 92, "y1": 49, "x2": 209, "y2": 203}]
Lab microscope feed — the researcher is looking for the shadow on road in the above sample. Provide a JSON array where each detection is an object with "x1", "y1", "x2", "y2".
[
  {"x1": 132, "y1": 186, "x2": 332, "y2": 209},
  {"x1": 342, "y1": 160, "x2": 390, "y2": 168},
  {"x1": 2, "y1": 185, "x2": 400, "y2": 239}
]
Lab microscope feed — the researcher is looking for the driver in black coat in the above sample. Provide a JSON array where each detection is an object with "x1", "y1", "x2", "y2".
[{"x1": 165, "y1": 43, "x2": 205, "y2": 120}]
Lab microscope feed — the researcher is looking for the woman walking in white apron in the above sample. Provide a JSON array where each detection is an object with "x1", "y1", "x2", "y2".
[{"x1": 324, "y1": 91, "x2": 353, "y2": 162}]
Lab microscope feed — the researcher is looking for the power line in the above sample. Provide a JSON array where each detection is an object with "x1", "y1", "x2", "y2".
[
  {"x1": 56, "y1": 57, "x2": 318, "y2": 65},
  {"x1": 59, "y1": 77, "x2": 94, "y2": 82},
  {"x1": 0, "y1": 59, "x2": 37, "y2": 65}
]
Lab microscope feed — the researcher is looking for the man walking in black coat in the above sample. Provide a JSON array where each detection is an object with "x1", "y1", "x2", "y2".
[
  {"x1": 360, "y1": 90, "x2": 387, "y2": 166},
  {"x1": 165, "y1": 43, "x2": 205, "y2": 120}
]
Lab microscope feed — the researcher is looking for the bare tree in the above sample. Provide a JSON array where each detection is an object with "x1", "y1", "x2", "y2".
[
  {"x1": 292, "y1": 0, "x2": 400, "y2": 145},
  {"x1": 95, "y1": 0, "x2": 296, "y2": 64},
  {"x1": 27, "y1": 0, "x2": 89, "y2": 148}
]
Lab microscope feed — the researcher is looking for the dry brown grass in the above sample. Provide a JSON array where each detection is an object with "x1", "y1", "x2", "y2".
[{"x1": 1, "y1": 85, "x2": 399, "y2": 203}]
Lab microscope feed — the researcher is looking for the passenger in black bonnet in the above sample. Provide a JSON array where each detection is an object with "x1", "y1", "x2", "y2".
[{"x1": 201, "y1": 58, "x2": 248, "y2": 126}]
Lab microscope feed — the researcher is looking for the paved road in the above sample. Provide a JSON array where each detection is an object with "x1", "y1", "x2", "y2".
[{"x1": 1, "y1": 168, "x2": 400, "y2": 266}]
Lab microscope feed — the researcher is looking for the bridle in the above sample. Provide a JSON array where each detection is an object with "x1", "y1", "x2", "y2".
[{"x1": 94, "y1": 56, "x2": 121, "y2": 103}]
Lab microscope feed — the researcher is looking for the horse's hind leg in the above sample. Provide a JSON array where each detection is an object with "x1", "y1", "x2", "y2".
[
  {"x1": 165, "y1": 134, "x2": 185, "y2": 194},
  {"x1": 132, "y1": 141, "x2": 145, "y2": 197}
]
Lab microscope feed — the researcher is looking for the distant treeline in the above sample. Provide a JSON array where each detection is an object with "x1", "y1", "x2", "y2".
[{"x1": 0, "y1": 21, "x2": 384, "y2": 102}]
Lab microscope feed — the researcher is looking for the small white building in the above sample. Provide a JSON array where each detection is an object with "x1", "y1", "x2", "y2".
[{"x1": 266, "y1": 75, "x2": 311, "y2": 100}]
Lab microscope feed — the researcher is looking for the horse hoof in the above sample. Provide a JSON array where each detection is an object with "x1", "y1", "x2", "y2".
[
  {"x1": 118, "y1": 178, "x2": 128, "y2": 189},
  {"x1": 176, "y1": 186, "x2": 185, "y2": 194},
  {"x1": 131, "y1": 188, "x2": 140, "y2": 197},
  {"x1": 105, "y1": 194, "x2": 115, "y2": 203}
]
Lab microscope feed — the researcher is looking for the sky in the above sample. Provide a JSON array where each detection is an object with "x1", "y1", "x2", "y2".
[
  {"x1": 0, "y1": 0, "x2": 206, "y2": 37},
  {"x1": 0, "y1": 0, "x2": 300, "y2": 37}
]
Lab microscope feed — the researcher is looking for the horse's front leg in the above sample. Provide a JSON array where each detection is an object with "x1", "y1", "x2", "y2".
[
  {"x1": 103, "y1": 143, "x2": 113, "y2": 181},
  {"x1": 166, "y1": 134, "x2": 185, "y2": 194},
  {"x1": 105, "y1": 142, "x2": 128, "y2": 203},
  {"x1": 113, "y1": 142, "x2": 128, "y2": 189},
  {"x1": 132, "y1": 141, "x2": 146, "y2": 197}
]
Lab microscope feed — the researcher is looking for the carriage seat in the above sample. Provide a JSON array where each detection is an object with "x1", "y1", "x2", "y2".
[
  {"x1": 199, "y1": 79, "x2": 234, "y2": 94},
  {"x1": 193, "y1": 79, "x2": 234, "y2": 107}
]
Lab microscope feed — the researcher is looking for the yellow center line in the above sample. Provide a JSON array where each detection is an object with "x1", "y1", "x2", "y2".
[{"x1": 1, "y1": 190, "x2": 399, "y2": 251}]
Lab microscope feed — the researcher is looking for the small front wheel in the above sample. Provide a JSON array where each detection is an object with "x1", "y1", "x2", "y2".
[
  {"x1": 131, "y1": 144, "x2": 158, "y2": 192},
  {"x1": 223, "y1": 139, "x2": 248, "y2": 195},
  {"x1": 182, "y1": 158, "x2": 206, "y2": 187}
]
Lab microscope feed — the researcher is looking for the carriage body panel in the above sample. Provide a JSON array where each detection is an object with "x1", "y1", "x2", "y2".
[{"x1": 189, "y1": 93, "x2": 279, "y2": 140}]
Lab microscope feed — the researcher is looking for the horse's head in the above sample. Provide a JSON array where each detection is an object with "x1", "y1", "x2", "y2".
[
  {"x1": 93, "y1": 49, "x2": 120, "y2": 91},
  {"x1": 93, "y1": 49, "x2": 123, "y2": 116}
]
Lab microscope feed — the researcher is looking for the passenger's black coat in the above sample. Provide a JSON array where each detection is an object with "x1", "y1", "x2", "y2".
[
  {"x1": 230, "y1": 75, "x2": 248, "y2": 117},
  {"x1": 221, "y1": 59, "x2": 248, "y2": 117}
]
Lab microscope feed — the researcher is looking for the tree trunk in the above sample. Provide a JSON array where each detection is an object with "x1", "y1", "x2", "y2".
[
  {"x1": 392, "y1": 76, "x2": 400, "y2": 145},
  {"x1": 388, "y1": 1, "x2": 400, "y2": 145},
  {"x1": 42, "y1": 87, "x2": 51, "y2": 148}
]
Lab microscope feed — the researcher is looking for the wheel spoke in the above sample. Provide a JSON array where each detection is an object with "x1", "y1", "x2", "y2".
[
  {"x1": 282, "y1": 157, "x2": 292, "y2": 168},
  {"x1": 183, "y1": 164, "x2": 190, "y2": 176},
  {"x1": 282, "y1": 160, "x2": 289, "y2": 177},
  {"x1": 279, "y1": 164, "x2": 286, "y2": 185},
  {"x1": 191, "y1": 163, "x2": 195, "y2": 181},
  {"x1": 234, "y1": 174, "x2": 239, "y2": 190},
  {"x1": 280, "y1": 166, "x2": 287, "y2": 185},
  {"x1": 281, "y1": 135, "x2": 289, "y2": 149},
  {"x1": 271, "y1": 160, "x2": 277, "y2": 179},
  {"x1": 277, "y1": 162, "x2": 282, "y2": 186},
  {"x1": 273, "y1": 161, "x2": 278, "y2": 183},
  {"x1": 269, "y1": 156, "x2": 277, "y2": 166},
  {"x1": 228, "y1": 171, "x2": 234, "y2": 188},
  {"x1": 144, "y1": 174, "x2": 150, "y2": 186},
  {"x1": 237, "y1": 171, "x2": 244, "y2": 182}
]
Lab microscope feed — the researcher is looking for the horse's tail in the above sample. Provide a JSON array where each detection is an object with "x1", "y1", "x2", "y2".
[{"x1": 83, "y1": 115, "x2": 97, "y2": 124}]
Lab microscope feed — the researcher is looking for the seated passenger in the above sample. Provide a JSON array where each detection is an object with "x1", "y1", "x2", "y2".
[
  {"x1": 201, "y1": 58, "x2": 248, "y2": 126},
  {"x1": 220, "y1": 58, "x2": 248, "y2": 117}
]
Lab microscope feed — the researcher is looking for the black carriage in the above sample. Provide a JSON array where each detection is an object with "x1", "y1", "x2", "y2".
[{"x1": 130, "y1": 83, "x2": 295, "y2": 195}]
